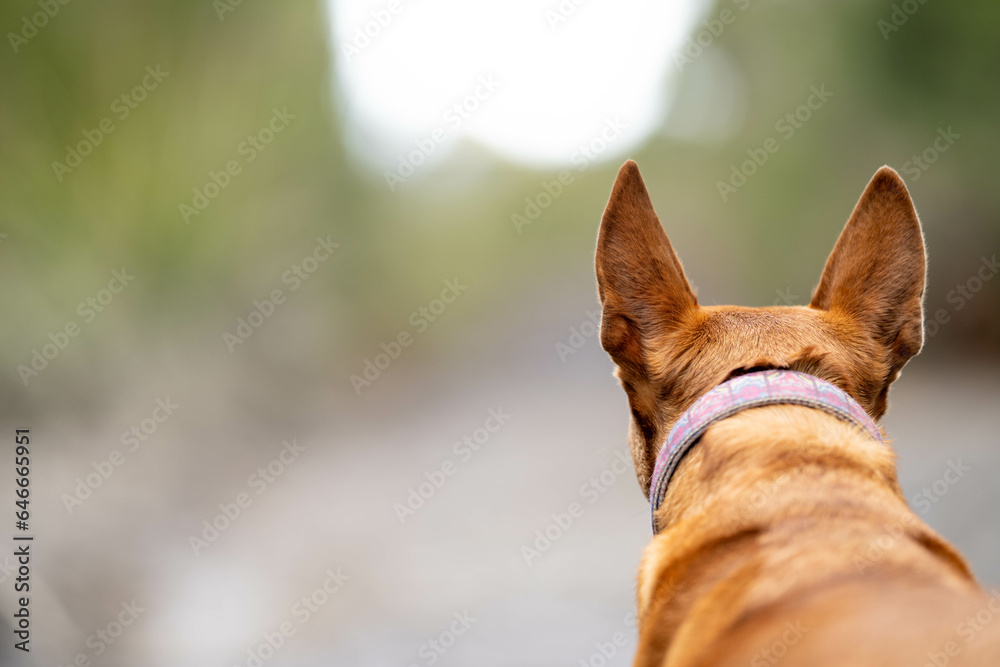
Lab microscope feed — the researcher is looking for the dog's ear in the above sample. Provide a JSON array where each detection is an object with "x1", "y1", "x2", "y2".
[
  {"x1": 596, "y1": 161, "x2": 697, "y2": 490},
  {"x1": 596, "y1": 161, "x2": 697, "y2": 371},
  {"x1": 811, "y1": 166, "x2": 926, "y2": 391}
]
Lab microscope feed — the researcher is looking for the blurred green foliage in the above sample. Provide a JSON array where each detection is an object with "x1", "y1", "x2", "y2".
[{"x1": 0, "y1": 0, "x2": 997, "y2": 403}]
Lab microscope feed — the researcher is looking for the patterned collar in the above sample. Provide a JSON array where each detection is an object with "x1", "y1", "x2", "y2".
[{"x1": 649, "y1": 370, "x2": 883, "y2": 533}]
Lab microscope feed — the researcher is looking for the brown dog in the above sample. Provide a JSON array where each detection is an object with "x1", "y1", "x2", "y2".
[{"x1": 595, "y1": 161, "x2": 1000, "y2": 666}]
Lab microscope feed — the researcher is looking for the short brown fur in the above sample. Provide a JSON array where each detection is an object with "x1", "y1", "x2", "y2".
[{"x1": 595, "y1": 161, "x2": 1000, "y2": 666}]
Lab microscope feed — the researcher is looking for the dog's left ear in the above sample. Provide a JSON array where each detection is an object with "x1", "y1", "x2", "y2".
[
  {"x1": 811, "y1": 166, "x2": 926, "y2": 409},
  {"x1": 596, "y1": 161, "x2": 697, "y2": 493},
  {"x1": 596, "y1": 161, "x2": 698, "y2": 369}
]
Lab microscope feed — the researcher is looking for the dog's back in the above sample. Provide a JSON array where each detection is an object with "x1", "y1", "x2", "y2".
[{"x1": 635, "y1": 406, "x2": 996, "y2": 666}]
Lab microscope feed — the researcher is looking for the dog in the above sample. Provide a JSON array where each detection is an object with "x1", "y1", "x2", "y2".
[{"x1": 595, "y1": 161, "x2": 1000, "y2": 666}]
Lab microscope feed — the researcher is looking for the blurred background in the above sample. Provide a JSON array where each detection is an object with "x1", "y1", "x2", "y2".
[{"x1": 1, "y1": 0, "x2": 998, "y2": 664}]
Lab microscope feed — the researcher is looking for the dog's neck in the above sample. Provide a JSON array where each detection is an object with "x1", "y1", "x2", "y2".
[
  {"x1": 648, "y1": 370, "x2": 884, "y2": 533},
  {"x1": 635, "y1": 404, "x2": 976, "y2": 667},
  {"x1": 652, "y1": 404, "x2": 896, "y2": 534}
]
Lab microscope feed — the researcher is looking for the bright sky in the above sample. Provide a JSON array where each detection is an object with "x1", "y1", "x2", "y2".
[{"x1": 326, "y1": 0, "x2": 707, "y2": 174}]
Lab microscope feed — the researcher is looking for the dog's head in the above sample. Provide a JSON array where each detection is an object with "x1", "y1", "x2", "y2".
[{"x1": 595, "y1": 161, "x2": 926, "y2": 496}]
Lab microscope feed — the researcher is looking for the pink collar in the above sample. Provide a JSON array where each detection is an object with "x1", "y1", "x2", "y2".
[{"x1": 649, "y1": 370, "x2": 883, "y2": 533}]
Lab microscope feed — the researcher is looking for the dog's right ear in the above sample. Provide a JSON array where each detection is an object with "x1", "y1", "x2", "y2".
[
  {"x1": 810, "y1": 166, "x2": 926, "y2": 417},
  {"x1": 596, "y1": 161, "x2": 697, "y2": 490}
]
